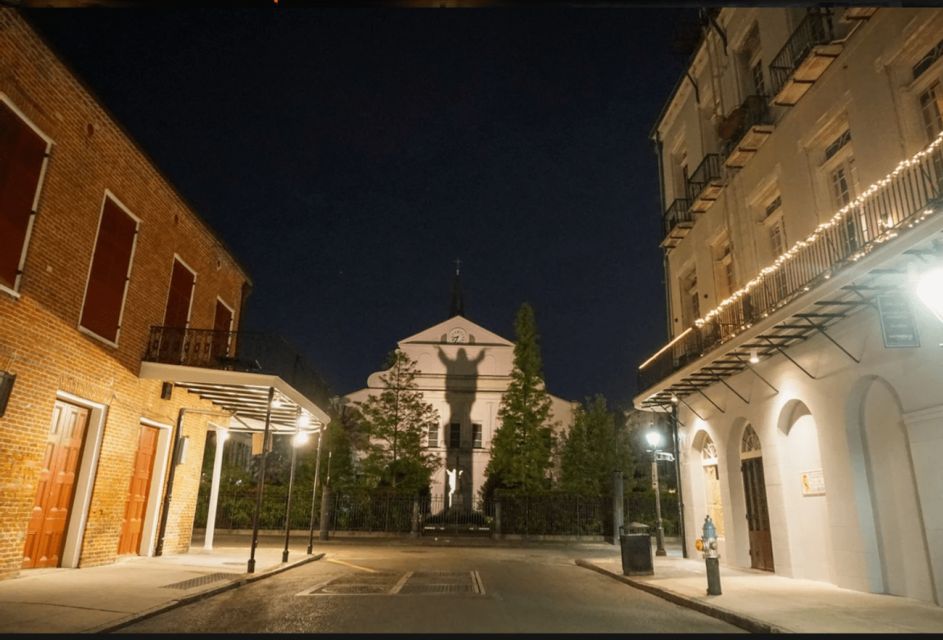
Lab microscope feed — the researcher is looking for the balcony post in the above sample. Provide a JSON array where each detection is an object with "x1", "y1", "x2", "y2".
[{"x1": 247, "y1": 386, "x2": 274, "y2": 574}]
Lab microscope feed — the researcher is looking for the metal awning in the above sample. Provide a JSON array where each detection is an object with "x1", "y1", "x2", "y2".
[{"x1": 138, "y1": 362, "x2": 331, "y2": 431}]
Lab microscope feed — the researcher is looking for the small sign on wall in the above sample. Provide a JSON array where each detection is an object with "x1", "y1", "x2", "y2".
[{"x1": 800, "y1": 469, "x2": 826, "y2": 496}]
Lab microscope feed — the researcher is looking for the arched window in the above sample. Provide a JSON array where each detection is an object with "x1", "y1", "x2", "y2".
[{"x1": 741, "y1": 424, "x2": 762, "y2": 459}]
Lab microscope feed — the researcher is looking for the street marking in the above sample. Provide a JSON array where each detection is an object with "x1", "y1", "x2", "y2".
[
  {"x1": 390, "y1": 571, "x2": 413, "y2": 594},
  {"x1": 325, "y1": 559, "x2": 378, "y2": 573},
  {"x1": 472, "y1": 570, "x2": 485, "y2": 595}
]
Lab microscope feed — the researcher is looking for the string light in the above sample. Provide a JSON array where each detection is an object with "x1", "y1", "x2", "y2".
[{"x1": 691, "y1": 130, "x2": 943, "y2": 328}]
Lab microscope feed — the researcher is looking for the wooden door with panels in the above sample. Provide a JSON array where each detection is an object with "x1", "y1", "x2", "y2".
[
  {"x1": 117, "y1": 424, "x2": 159, "y2": 556},
  {"x1": 23, "y1": 401, "x2": 90, "y2": 569}
]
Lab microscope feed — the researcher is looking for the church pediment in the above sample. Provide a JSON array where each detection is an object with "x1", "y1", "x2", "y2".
[{"x1": 398, "y1": 315, "x2": 513, "y2": 348}]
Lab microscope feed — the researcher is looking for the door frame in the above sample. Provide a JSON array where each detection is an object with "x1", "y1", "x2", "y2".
[
  {"x1": 54, "y1": 392, "x2": 107, "y2": 569},
  {"x1": 138, "y1": 418, "x2": 172, "y2": 557}
]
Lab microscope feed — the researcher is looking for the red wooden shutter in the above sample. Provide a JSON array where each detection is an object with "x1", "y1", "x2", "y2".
[
  {"x1": 0, "y1": 101, "x2": 47, "y2": 289},
  {"x1": 80, "y1": 197, "x2": 137, "y2": 343},
  {"x1": 163, "y1": 259, "x2": 195, "y2": 328},
  {"x1": 210, "y1": 299, "x2": 233, "y2": 360}
]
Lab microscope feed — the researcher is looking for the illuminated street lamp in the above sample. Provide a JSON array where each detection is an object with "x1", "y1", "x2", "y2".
[
  {"x1": 282, "y1": 418, "x2": 311, "y2": 564},
  {"x1": 645, "y1": 430, "x2": 669, "y2": 557},
  {"x1": 916, "y1": 265, "x2": 943, "y2": 326}
]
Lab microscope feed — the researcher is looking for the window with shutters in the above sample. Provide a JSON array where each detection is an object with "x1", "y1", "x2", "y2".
[
  {"x1": 428, "y1": 424, "x2": 439, "y2": 448},
  {"x1": 79, "y1": 193, "x2": 139, "y2": 346},
  {"x1": 0, "y1": 96, "x2": 52, "y2": 294},
  {"x1": 449, "y1": 423, "x2": 461, "y2": 448},
  {"x1": 472, "y1": 423, "x2": 483, "y2": 449}
]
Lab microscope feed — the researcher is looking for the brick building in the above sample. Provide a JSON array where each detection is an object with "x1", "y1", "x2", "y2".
[{"x1": 0, "y1": 9, "x2": 328, "y2": 578}]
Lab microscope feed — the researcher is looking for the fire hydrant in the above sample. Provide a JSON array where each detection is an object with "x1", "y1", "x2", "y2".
[{"x1": 695, "y1": 515, "x2": 722, "y2": 595}]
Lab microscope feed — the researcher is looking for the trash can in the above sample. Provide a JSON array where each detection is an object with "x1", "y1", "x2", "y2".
[{"x1": 619, "y1": 522, "x2": 653, "y2": 576}]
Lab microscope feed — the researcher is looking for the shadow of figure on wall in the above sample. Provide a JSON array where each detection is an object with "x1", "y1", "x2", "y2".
[{"x1": 437, "y1": 346, "x2": 486, "y2": 511}]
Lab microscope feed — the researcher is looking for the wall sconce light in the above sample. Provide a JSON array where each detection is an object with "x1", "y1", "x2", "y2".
[
  {"x1": 749, "y1": 348, "x2": 760, "y2": 364},
  {"x1": 160, "y1": 382, "x2": 173, "y2": 400}
]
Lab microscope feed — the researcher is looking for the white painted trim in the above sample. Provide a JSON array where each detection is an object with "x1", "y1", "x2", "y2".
[
  {"x1": 138, "y1": 418, "x2": 172, "y2": 558},
  {"x1": 0, "y1": 93, "x2": 54, "y2": 294},
  {"x1": 903, "y1": 403, "x2": 943, "y2": 426},
  {"x1": 56, "y1": 392, "x2": 108, "y2": 569},
  {"x1": 77, "y1": 192, "x2": 140, "y2": 347}
]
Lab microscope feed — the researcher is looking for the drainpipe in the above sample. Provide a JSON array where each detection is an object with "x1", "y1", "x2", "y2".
[
  {"x1": 154, "y1": 407, "x2": 231, "y2": 557},
  {"x1": 653, "y1": 130, "x2": 675, "y2": 342}
]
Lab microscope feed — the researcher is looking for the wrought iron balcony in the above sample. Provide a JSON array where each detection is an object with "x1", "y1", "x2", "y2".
[
  {"x1": 720, "y1": 95, "x2": 775, "y2": 169},
  {"x1": 686, "y1": 154, "x2": 724, "y2": 213},
  {"x1": 639, "y1": 136, "x2": 943, "y2": 395},
  {"x1": 661, "y1": 197, "x2": 694, "y2": 250},
  {"x1": 769, "y1": 9, "x2": 842, "y2": 106},
  {"x1": 143, "y1": 326, "x2": 331, "y2": 408}
]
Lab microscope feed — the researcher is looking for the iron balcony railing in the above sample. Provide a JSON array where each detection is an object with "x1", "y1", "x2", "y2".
[
  {"x1": 638, "y1": 136, "x2": 943, "y2": 394},
  {"x1": 720, "y1": 95, "x2": 773, "y2": 159},
  {"x1": 686, "y1": 153, "x2": 723, "y2": 204},
  {"x1": 663, "y1": 197, "x2": 694, "y2": 237},
  {"x1": 769, "y1": 9, "x2": 835, "y2": 99},
  {"x1": 144, "y1": 326, "x2": 331, "y2": 407}
]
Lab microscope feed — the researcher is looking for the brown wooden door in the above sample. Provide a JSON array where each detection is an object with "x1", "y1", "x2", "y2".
[
  {"x1": 742, "y1": 457, "x2": 774, "y2": 571},
  {"x1": 117, "y1": 425, "x2": 159, "y2": 556},
  {"x1": 23, "y1": 401, "x2": 90, "y2": 569},
  {"x1": 210, "y1": 299, "x2": 233, "y2": 363}
]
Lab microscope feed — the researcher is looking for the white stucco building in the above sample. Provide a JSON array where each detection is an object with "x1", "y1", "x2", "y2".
[
  {"x1": 347, "y1": 277, "x2": 576, "y2": 509},
  {"x1": 635, "y1": 7, "x2": 943, "y2": 606}
]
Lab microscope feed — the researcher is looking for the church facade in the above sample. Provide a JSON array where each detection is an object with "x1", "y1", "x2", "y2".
[{"x1": 346, "y1": 291, "x2": 577, "y2": 508}]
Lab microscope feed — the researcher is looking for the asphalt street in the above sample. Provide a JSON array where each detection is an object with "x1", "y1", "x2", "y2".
[{"x1": 118, "y1": 541, "x2": 743, "y2": 634}]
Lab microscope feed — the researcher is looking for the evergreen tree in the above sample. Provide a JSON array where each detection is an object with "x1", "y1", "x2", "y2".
[
  {"x1": 559, "y1": 394, "x2": 618, "y2": 495},
  {"x1": 483, "y1": 303, "x2": 556, "y2": 497},
  {"x1": 354, "y1": 349, "x2": 440, "y2": 494}
]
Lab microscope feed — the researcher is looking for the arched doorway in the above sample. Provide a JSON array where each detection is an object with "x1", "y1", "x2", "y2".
[
  {"x1": 741, "y1": 424, "x2": 774, "y2": 571},
  {"x1": 858, "y1": 377, "x2": 934, "y2": 602},
  {"x1": 778, "y1": 400, "x2": 831, "y2": 582},
  {"x1": 699, "y1": 433, "x2": 725, "y2": 538}
]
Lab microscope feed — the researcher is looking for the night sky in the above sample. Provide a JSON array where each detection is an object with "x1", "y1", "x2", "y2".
[{"x1": 24, "y1": 6, "x2": 694, "y2": 409}]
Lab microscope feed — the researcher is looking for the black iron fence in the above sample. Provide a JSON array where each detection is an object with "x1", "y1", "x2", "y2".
[
  {"x1": 663, "y1": 197, "x2": 694, "y2": 238},
  {"x1": 686, "y1": 153, "x2": 723, "y2": 203},
  {"x1": 196, "y1": 486, "x2": 680, "y2": 539},
  {"x1": 143, "y1": 326, "x2": 331, "y2": 407},
  {"x1": 639, "y1": 132, "x2": 943, "y2": 394},
  {"x1": 719, "y1": 95, "x2": 773, "y2": 159},
  {"x1": 769, "y1": 9, "x2": 835, "y2": 98}
]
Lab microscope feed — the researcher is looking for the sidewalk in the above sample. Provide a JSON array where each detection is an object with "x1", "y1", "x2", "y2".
[
  {"x1": 0, "y1": 533, "x2": 323, "y2": 634},
  {"x1": 576, "y1": 541, "x2": 943, "y2": 634}
]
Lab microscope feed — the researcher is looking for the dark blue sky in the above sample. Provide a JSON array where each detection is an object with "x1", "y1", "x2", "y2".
[{"x1": 25, "y1": 7, "x2": 694, "y2": 409}]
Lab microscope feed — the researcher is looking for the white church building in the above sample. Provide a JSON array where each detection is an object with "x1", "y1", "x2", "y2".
[{"x1": 346, "y1": 271, "x2": 577, "y2": 509}]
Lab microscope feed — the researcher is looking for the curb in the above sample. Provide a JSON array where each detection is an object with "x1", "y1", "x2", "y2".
[
  {"x1": 90, "y1": 553, "x2": 325, "y2": 634},
  {"x1": 574, "y1": 559, "x2": 790, "y2": 634}
]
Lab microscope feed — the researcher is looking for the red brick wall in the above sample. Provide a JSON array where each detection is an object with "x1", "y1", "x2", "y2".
[{"x1": 0, "y1": 9, "x2": 251, "y2": 578}]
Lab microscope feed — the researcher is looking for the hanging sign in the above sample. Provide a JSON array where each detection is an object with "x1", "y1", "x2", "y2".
[
  {"x1": 800, "y1": 469, "x2": 826, "y2": 496},
  {"x1": 877, "y1": 293, "x2": 920, "y2": 348}
]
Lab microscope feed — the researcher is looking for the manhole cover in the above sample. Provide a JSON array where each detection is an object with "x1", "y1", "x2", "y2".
[
  {"x1": 399, "y1": 583, "x2": 474, "y2": 594},
  {"x1": 319, "y1": 584, "x2": 390, "y2": 595}
]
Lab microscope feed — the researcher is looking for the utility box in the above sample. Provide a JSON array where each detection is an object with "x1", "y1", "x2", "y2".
[{"x1": 620, "y1": 522, "x2": 654, "y2": 576}]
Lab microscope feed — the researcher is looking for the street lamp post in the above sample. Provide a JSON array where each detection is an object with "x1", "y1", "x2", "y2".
[
  {"x1": 646, "y1": 430, "x2": 668, "y2": 557},
  {"x1": 306, "y1": 427, "x2": 324, "y2": 555},
  {"x1": 282, "y1": 427, "x2": 309, "y2": 563}
]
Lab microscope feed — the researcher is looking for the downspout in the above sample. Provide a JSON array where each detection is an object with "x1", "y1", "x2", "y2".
[
  {"x1": 154, "y1": 407, "x2": 231, "y2": 556},
  {"x1": 653, "y1": 130, "x2": 674, "y2": 341}
]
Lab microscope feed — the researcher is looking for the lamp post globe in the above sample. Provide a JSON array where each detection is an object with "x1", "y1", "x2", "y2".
[{"x1": 916, "y1": 265, "x2": 943, "y2": 325}]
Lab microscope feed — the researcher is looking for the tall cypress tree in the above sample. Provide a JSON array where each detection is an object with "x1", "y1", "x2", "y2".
[
  {"x1": 559, "y1": 394, "x2": 618, "y2": 495},
  {"x1": 483, "y1": 303, "x2": 556, "y2": 497},
  {"x1": 355, "y1": 349, "x2": 440, "y2": 494}
]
